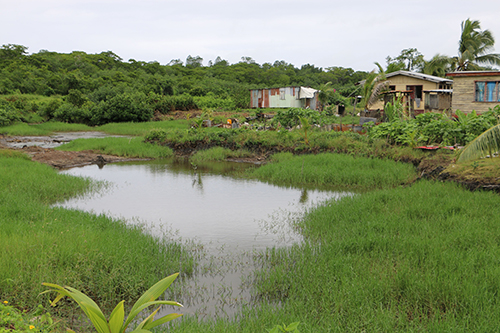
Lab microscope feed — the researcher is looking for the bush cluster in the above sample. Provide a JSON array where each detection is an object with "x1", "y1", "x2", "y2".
[{"x1": 368, "y1": 106, "x2": 500, "y2": 146}]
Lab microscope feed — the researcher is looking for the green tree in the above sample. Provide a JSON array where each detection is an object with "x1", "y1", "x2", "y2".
[
  {"x1": 386, "y1": 48, "x2": 424, "y2": 72},
  {"x1": 421, "y1": 54, "x2": 453, "y2": 77},
  {"x1": 360, "y1": 63, "x2": 389, "y2": 110},
  {"x1": 186, "y1": 55, "x2": 203, "y2": 68},
  {"x1": 453, "y1": 18, "x2": 500, "y2": 71}
]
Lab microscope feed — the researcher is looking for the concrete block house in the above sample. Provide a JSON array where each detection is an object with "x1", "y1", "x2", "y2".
[{"x1": 446, "y1": 71, "x2": 500, "y2": 113}]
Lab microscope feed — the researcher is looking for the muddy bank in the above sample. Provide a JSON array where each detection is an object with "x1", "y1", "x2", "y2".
[
  {"x1": 0, "y1": 133, "x2": 149, "y2": 169},
  {"x1": 24, "y1": 146, "x2": 149, "y2": 169}
]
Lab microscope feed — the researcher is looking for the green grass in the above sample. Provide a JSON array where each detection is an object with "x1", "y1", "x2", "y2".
[
  {"x1": 190, "y1": 147, "x2": 253, "y2": 164},
  {"x1": 96, "y1": 120, "x2": 190, "y2": 136},
  {"x1": 0, "y1": 152, "x2": 192, "y2": 317},
  {"x1": 165, "y1": 180, "x2": 500, "y2": 332},
  {"x1": 247, "y1": 152, "x2": 417, "y2": 189},
  {"x1": 0, "y1": 120, "x2": 189, "y2": 136},
  {"x1": 56, "y1": 136, "x2": 174, "y2": 158},
  {"x1": 0, "y1": 122, "x2": 91, "y2": 136}
]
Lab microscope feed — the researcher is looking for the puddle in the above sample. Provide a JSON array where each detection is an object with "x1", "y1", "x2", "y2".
[{"x1": 57, "y1": 159, "x2": 352, "y2": 318}]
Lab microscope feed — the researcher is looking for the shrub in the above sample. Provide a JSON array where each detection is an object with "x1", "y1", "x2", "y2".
[
  {"x1": 0, "y1": 102, "x2": 20, "y2": 126},
  {"x1": 53, "y1": 102, "x2": 92, "y2": 124},
  {"x1": 144, "y1": 128, "x2": 168, "y2": 143},
  {"x1": 90, "y1": 92, "x2": 153, "y2": 125},
  {"x1": 272, "y1": 108, "x2": 320, "y2": 128}
]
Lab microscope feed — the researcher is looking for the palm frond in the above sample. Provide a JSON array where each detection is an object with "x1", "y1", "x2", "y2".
[
  {"x1": 367, "y1": 80, "x2": 390, "y2": 107},
  {"x1": 456, "y1": 124, "x2": 500, "y2": 163}
]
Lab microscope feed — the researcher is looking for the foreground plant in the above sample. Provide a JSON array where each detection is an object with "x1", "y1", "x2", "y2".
[
  {"x1": 41, "y1": 273, "x2": 183, "y2": 333},
  {"x1": 268, "y1": 321, "x2": 300, "y2": 333},
  {"x1": 0, "y1": 301, "x2": 57, "y2": 333}
]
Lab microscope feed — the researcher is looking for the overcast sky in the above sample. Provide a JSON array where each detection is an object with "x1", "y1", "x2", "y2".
[{"x1": 2, "y1": 0, "x2": 500, "y2": 72}]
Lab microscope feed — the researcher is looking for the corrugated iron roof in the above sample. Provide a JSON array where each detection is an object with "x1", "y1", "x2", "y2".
[{"x1": 385, "y1": 70, "x2": 453, "y2": 83}]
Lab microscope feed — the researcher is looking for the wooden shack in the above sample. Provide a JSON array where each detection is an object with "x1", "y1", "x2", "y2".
[{"x1": 367, "y1": 71, "x2": 453, "y2": 115}]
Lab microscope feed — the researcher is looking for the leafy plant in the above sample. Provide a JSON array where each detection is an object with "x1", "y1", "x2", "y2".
[
  {"x1": 41, "y1": 273, "x2": 183, "y2": 333},
  {"x1": 456, "y1": 123, "x2": 500, "y2": 163},
  {"x1": 268, "y1": 322, "x2": 300, "y2": 333},
  {"x1": 1, "y1": 301, "x2": 58, "y2": 333},
  {"x1": 298, "y1": 116, "x2": 310, "y2": 145}
]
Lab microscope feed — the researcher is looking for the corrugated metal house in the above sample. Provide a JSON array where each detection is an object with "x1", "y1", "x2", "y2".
[
  {"x1": 250, "y1": 86, "x2": 319, "y2": 110},
  {"x1": 446, "y1": 71, "x2": 500, "y2": 113}
]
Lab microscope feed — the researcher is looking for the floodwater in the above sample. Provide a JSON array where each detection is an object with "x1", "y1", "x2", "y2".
[{"x1": 58, "y1": 159, "x2": 351, "y2": 318}]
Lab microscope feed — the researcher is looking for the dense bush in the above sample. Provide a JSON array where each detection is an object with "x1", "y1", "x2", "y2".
[
  {"x1": 0, "y1": 101, "x2": 20, "y2": 125},
  {"x1": 272, "y1": 108, "x2": 321, "y2": 128},
  {"x1": 53, "y1": 102, "x2": 92, "y2": 124},
  {"x1": 368, "y1": 106, "x2": 500, "y2": 146},
  {"x1": 194, "y1": 92, "x2": 236, "y2": 110},
  {"x1": 90, "y1": 91, "x2": 153, "y2": 125}
]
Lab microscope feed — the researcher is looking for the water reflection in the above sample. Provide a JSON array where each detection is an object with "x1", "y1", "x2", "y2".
[{"x1": 58, "y1": 159, "x2": 351, "y2": 318}]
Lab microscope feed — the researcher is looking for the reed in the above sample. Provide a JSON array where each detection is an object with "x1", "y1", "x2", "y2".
[
  {"x1": 0, "y1": 153, "x2": 192, "y2": 315},
  {"x1": 56, "y1": 137, "x2": 174, "y2": 158}
]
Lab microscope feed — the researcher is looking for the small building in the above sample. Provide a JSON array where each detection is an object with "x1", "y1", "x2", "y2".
[
  {"x1": 368, "y1": 71, "x2": 453, "y2": 115},
  {"x1": 424, "y1": 89, "x2": 453, "y2": 113},
  {"x1": 446, "y1": 71, "x2": 500, "y2": 113},
  {"x1": 250, "y1": 86, "x2": 319, "y2": 110}
]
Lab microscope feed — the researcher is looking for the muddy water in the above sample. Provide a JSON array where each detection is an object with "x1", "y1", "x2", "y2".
[{"x1": 58, "y1": 159, "x2": 351, "y2": 318}]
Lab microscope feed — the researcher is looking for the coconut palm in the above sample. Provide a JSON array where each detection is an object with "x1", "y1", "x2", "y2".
[
  {"x1": 453, "y1": 18, "x2": 500, "y2": 71},
  {"x1": 421, "y1": 54, "x2": 454, "y2": 77},
  {"x1": 456, "y1": 124, "x2": 500, "y2": 163},
  {"x1": 317, "y1": 81, "x2": 334, "y2": 111}
]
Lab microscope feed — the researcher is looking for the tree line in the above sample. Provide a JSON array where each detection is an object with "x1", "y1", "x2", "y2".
[
  {"x1": 0, "y1": 45, "x2": 367, "y2": 104},
  {"x1": 0, "y1": 45, "x2": 370, "y2": 125}
]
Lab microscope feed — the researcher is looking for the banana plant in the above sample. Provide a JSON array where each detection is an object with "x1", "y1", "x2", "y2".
[{"x1": 41, "y1": 273, "x2": 183, "y2": 333}]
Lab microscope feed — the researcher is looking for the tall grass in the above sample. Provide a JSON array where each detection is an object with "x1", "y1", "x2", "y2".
[
  {"x1": 0, "y1": 153, "x2": 192, "y2": 314},
  {"x1": 247, "y1": 152, "x2": 417, "y2": 189},
  {"x1": 190, "y1": 147, "x2": 252, "y2": 164},
  {"x1": 250, "y1": 181, "x2": 500, "y2": 331},
  {"x1": 165, "y1": 181, "x2": 500, "y2": 332},
  {"x1": 56, "y1": 137, "x2": 174, "y2": 158}
]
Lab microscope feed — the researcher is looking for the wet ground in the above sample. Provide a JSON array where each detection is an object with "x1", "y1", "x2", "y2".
[{"x1": 0, "y1": 132, "x2": 148, "y2": 169}]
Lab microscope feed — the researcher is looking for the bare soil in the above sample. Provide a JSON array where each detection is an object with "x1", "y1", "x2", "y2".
[{"x1": 0, "y1": 141, "x2": 148, "y2": 169}]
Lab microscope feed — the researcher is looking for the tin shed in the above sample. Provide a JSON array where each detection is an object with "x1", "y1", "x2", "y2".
[{"x1": 250, "y1": 86, "x2": 319, "y2": 110}]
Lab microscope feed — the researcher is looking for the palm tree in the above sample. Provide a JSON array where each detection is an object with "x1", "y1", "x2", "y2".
[
  {"x1": 453, "y1": 18, "x2": 500, "y2": 71},
  {"x1": 456, "y1": 124, "x2": 500, "y2": 163},
  {"x1": 360, "y1": 63, "x2": 389, "y2": 111},
  {"x1": 317, "y1": 81, "x2": 334, "y2": 111},
  {"x1": 421, "y1": 54, "x2": 453, "y2": 77}
]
